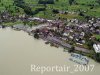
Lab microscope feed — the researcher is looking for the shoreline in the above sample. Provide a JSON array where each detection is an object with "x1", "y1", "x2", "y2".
[
  {"x1": 0, "y1": 24, "x2": 96, "y2": 63},
  {"x1": 0, "y1": 17, "x2": 100, "y2": 63}
]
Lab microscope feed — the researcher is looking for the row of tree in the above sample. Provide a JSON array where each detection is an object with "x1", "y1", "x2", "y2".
[
  {"x1": 69, "y1": 0, "x2": 100, "y2": 5},
  {"x1": 38, "y1": 0, "x2": 54, "y2": 4},
  {"x1": 14, "y1": 0, "x2": 47, "y2": 15},
  {"x1": 14, "y1": 0, "x2": 34, "y2": 15}
]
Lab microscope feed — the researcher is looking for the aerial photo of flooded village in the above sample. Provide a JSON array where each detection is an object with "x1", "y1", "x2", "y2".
[{"x1": 0, "y1": 0, "x2": 100, "y2": 75}]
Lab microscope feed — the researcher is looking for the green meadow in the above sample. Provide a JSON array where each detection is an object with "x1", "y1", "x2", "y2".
[{"x1": 0, "y1": 0, "x2": 100, "y2": 19}]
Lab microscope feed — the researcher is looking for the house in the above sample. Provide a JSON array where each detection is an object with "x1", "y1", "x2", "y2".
[
  {"x1": 93, "y1": 44, "x2": 100, "y2": 53},
  {"x1": 63, "y1": 32, "x2": 69, "y2": 36}
]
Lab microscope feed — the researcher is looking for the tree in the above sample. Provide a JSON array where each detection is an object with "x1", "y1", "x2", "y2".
[
  {"x1": 56, "y1": 0, "x2": 59, "y2": 2},
  {"x1": 38, "y1": 0, "x2": 54, "y2": 4},
  {"x1": 96, "y1": 0, "x2": 100, "y2": 5},
  {"x1": 34, "y1": 29, "x2": 40, "y2": 39},
  {"x1": 95, "y1": 53, "x2": 100, "y2": 62},
  {"x1": 69, "y1": 0, "x2": 75, "y2": 5},
  {"x1": 52, "y1": 9, "x2": 59, "y2": 14},
  {"x1": 34, "y1": 33, "x2": 39, "y2": 39},
  {"x1": 87, "y1": 40, "x2": 94, "y2": 49},
  {"x1": 68, "y1": 46, "x2": 75, "y2": 53},
  {"x1": 14, "y1": 0, "x2": 34, "y2": 15},
  {"x1": 79, "y1": 11, "x2": 84, "y2": 16}
]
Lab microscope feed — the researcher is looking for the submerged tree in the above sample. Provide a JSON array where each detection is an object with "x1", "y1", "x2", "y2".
[
  {"x1": 34, "y1": 33, "x2": 39, "y2": 39},
  {"x1": 34, "y1": 29, "x2": 40, "y2": 39}
]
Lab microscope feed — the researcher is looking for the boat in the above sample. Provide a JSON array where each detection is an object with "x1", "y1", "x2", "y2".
[{"x1": 69, "y1": 53, "x2": 89, "y2": 65}]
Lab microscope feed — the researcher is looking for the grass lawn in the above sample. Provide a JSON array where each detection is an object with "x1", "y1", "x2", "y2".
[
  {"x1": 3, "y1": 21, "x2": 23, "y2": 26},
  {"x1": 94, "y1": 34, "x2": 100, "y2": 40}
]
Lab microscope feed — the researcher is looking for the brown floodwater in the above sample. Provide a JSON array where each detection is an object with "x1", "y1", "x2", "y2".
[{"x1": 0, "y1": 27, "x2": 100, "y2": 75}]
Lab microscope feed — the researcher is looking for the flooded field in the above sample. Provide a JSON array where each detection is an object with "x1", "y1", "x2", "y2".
[{"x1": 0, "y1": 28, "x2": 100, "y2": 75}]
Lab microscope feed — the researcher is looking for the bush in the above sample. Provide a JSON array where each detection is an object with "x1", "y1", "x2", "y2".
[{"x1": 52, "y1": 9, "x2": 59, "y2": 14}]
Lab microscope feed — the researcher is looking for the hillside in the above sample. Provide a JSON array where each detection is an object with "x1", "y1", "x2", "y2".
[
  {"x1": 0, "y1": 0, "x2": 25, "y2": 15},
  {"x1": 0, "y1": 0, "x2": 100, "y2": 19}
]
